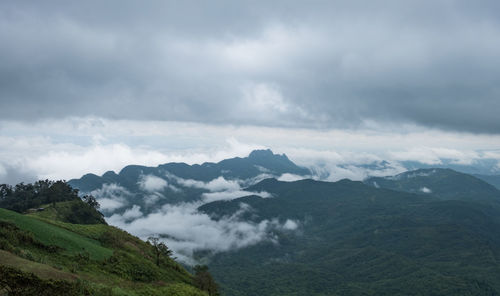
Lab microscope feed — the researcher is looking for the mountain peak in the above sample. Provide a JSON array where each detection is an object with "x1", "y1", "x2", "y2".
[{"x1": 248, "y1": 149, "x2": 288, "y2": 160}]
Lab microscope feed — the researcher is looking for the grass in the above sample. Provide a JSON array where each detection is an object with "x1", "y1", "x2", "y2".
[
  {"x1": 0, "y1": 249, "x2": 77, "y2": 281},
  {"x1": 26, "y1": 201, "x2": 75, "y2": 221},
  {"x1": 1, "y1": 208, "x2": 112, "y2": 260},
  {"x1": 0, "y1": 206, "x2": 208, "y2": 296}
]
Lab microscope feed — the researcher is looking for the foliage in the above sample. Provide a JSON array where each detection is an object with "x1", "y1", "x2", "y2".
[
  {"x1": 0, "y1": 180, "x2": 106, "y2": 225},
  {"x1": 147, "y1": 236, "x2": 174, "y2": 267},
  {"x1": 0, "y1": 180, "x2": 80, "y2": 213},
  {"x1": 0, "y1": 208, "x2": 112, "y2": 260},
  {"x1": 0, "y1": 206, "x2": 205, "y2": 295},
  {"x1": 82, "y1": 194, "x2": 100, "y2": 210},
  {"x1": 201, "y1": 178, "x2": 500, "y2": 295},
  {"x1": 193, "y1": 265, "x2": 219, "y2": 296},
  {"x1": 0, "y1": 265, "x2": 91, "y2": 296},
  {"x1": 365, "y1": 168, "x2": 500, "y2": 202}
]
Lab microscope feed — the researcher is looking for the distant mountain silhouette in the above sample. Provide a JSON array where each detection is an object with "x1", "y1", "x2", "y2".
[{"x1": 365, "y1": 168, "x2": 500, "y2": 202}]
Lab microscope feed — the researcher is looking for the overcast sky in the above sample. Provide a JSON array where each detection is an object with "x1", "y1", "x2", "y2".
[{"x1": 1, "y1": 0, "x2": 500, "y2": 183}]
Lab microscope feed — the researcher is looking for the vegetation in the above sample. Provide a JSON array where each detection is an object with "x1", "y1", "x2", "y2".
[
  {"x1": 193, "y1": 265, "x2": 219, "y2": 296},
  {"x1": 365, "y1": 168, "x2": 500, "y2": 202},
  {"x1": 6, "y1": 161, "x2": 500, "y2": 295},
  {"x1": 0, "y1": 180, "x2": 105, "y2": 224},
  {"x1": 0, "y1": 180, "x2": 80, "y2": 212},
  {"x1": 147, "y1": 236, "x2": 174, "y2": 267},
  {"x1": 0, "y1": 181, "x2": 212, "y2": 296},
  {"x1": 200, "y1": 177, "x2": 500, "y2": 295}
]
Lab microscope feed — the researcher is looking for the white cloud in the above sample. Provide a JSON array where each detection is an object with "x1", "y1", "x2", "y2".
[
  {"x1": 175, "y1": 176, "x2": 241, "y2": 192},
  {"x1": 1, "y1": 118, "x2": 500, "y2": 184},
  {"x1": 120, "y1": 205, "x2": 143, "y2": 220},
  {"x1": 282, "y1": 219, "x2": 299, "y2": 230},
  {"x1": 420, "y1": 187, "x2": 432, "y2": 194},
  {"x1": 138, "y1": 174, "x2": 168, "y2": 192},
  {"x1": 97, "y1": 198, "x2": 126, "y2": 212},
  {"x1": 307, "y1": 162, "x2": 406, "y2": 182},
  {"x1": 202, "y1": 190, "x2": 272, "y2": 203},
  {"x1": 90, "y1": 183, "x2": 131, "y2": 212},
  {"x1": 107, "y1": 201, "x2": 294, "y2": 264},
  {"x1": 277, "y1": 173, "x2": 307, "y2": 182},
  {"x1": 143, "y1": 193, "x2": 161, "y2": 206},
  {"x1": 166, "y1": 174, "x2": 273, "y2": 202},
  {"x1": 389, "y1": 147, "x2": 480, "y2": 166}
]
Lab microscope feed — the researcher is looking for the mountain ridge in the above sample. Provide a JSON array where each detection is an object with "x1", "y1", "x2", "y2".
[
  {"x1": 69, "y1": 149, "x2": 310, "y2": 194},
  {"x1": 364, "y1": 168, "x2": 500, "y2": 202}
]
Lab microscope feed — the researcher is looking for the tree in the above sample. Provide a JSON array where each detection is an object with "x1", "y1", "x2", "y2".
[
  {"x1": 147, "y1": 236, "x2": 173, "y2": 267},
  {"x1": 0, "y1": 184, "x2": 13, "y2": 200},
  {"x1": 82, "y1": 195, "x2": 100, "y2": 210},
  {"x1": 193, "y1": 265, "x2": 219, "y2": 296},
  {"x1": 0, "y1": 180, "x2": 80, "y2": 213},
  {"x1": 47, "y1": 180, "x2": 78, "y2": 206}
]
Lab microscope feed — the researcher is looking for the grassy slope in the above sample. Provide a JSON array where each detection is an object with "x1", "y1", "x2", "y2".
[
  {"x1": 26, "y1": 200, "x2": 105, "y2": 225},
  {"x1": 0, "y1": 249, "x2": 77, "y2": 281},
  {"x1": 0, "y1": 207, "x2": 207, "y2": 296},
  {"x1": 0, "y1": 208, "x2": 112, "y2": 260}
]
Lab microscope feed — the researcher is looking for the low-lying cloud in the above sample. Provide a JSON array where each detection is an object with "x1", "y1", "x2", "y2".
[
  {"x1": 166, "y1": 174, "x2": 273, "y2": 202},
  {"x1": 88, "y1": 172, "x2": 286, "y2": 263},
  {"x1": 201, "y1": 190, "x2": 272, "y2": 203},
  {"x1": 90, "y1": 183, "x2": 131, "y2": 212},
  {"x1": 174, "y1": 176, "x2": 241, "y2": 192},
  {"x1": 108, "y1": 201, "x2": 299, "y2": 264},
  {"x1": 138, "y1": 175, "x2": 168, "y2": 192}
]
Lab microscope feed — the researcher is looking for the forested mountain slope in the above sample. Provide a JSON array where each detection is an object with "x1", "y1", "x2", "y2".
[{"x1": 200, "y1": 178, "x2": 500, "y2": 295}]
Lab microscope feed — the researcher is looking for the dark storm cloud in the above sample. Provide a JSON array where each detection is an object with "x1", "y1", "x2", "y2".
[{"x1": 1, "y1": 0, "x2": 500, "y2": 133}]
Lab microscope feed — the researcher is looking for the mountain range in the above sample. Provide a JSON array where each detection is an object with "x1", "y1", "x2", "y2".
[{"x1": 63, "y1": 150, "x2": 500, "y2": 295}]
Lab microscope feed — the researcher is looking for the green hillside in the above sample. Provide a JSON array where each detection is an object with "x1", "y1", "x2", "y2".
[
  {"x1": 0, "y1": 181, "x2": 215, "y2": 296},
  {"x1": 0, "y1": 206, "x2": 211, "y2": 295}
]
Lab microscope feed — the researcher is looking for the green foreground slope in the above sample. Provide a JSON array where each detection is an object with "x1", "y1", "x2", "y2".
[{"x1": 0, "y1": 207, "x2": 207, "y2": 296}]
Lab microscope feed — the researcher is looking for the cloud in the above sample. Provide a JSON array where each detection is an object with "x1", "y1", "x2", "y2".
[
  {"x1": 307, "y1": 162, "x2": 407, "y2": 182},
  {"x1": 143, "y1": 193, "x2": 164, "y2": 206},
  {"x1": 0, "y1": 162, "x2": 38, "y2": 185},
  {"x1": 120, "y1": 205, "x2": 143, "y2": 220},
  {"x1": 277, "y1": 173, "x2": 307, "y2": 182},
  {"x1": 174, "y1": 176, "x2": 240, "y2": 192},
  {"x1": 282, "y1": 219, "x2": 299, "y2": 231},
  {"x1": 201, "y1": 190, "x2": 272, "y2": 203},
  {"x1": 107, "y1": 201, "x2": 296, "y2": 264},
  {"x1": 90, "y1": 183, "x2": 131, "y2": 212},
  {"x1": 138, "y1": 174, "x2": 168, "y2": 192},
  {"x1": 167, "y1": 174, "x2": 273, "y2": 202},
  {"x1": 420, "y1": 187, "x2": 432, "y2": 194},
  {"x1": 1, "y1": 118, "x2": 500, "y2": 184},
  {"x1": 389, "y1": 147, "x2": 480, "y2": 165},
  {"x1": 1, "y1": 1, "x2": 500, "y2": 133},
  {"x1": 97, "y1": 198, "x2": 126, "y2": 212}
]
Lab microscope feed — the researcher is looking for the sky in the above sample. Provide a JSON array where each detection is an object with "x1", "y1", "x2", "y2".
[{"x1": 1, "y1": 0, "x2": 500, "y2": 184}]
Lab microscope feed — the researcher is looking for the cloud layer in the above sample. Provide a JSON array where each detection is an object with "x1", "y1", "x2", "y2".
[
  {"x1": 1, "y1": 1, "x2": 500, "y2": 132},
  {"x1": 107, "y1": 201, "x2": 297, "y2": 264},
  {"x1": 1, "y1": 118, "x2": 500, "y2": 184}
]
